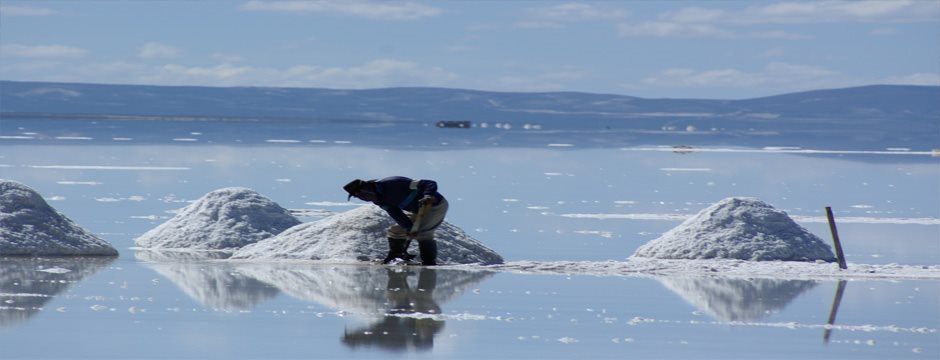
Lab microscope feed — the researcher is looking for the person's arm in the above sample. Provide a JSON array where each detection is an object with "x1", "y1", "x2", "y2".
[{"x1": 382, "y1": 205, "x2": 414, "y2": 230}]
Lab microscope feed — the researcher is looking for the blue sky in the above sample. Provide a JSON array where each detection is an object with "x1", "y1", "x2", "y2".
[{"x1": 1, "y1": 0, "x2": 938, "y2": 99}]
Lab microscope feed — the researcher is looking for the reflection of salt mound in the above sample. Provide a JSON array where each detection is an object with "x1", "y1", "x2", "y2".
[
  {"x1": 0, "y1": 257, "x2": 115, "y2": 328},
  {"x1": 231, "y1": 205, "x2": 503, "y2": 265},
  {"x1": 633, "y1": 197, "x2": 835, "y2": 261},
  {"x1": 656, "y1": 275, "x2": 817, "y2": 322},
  {"x1": 135, "y1": 250, "x2": 279, "y2": 311},
  {"x1": 234, "y1": 264, "x2": 493, "y2": 316},
  {"x1": 1, "y1": 180, "x2": 118, "y2": 256},
  {"x1": 135, "y1": 187, "x2": 300, "y2": 250}
]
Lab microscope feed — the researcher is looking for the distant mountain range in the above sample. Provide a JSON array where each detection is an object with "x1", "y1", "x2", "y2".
[{"x1": 1, "y1": 80, "x2": 938, "y2": 150}]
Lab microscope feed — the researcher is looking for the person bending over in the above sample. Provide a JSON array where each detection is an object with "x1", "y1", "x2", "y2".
[{"x1": 344, "y1": 176, "x2": 448, "y2": 265}]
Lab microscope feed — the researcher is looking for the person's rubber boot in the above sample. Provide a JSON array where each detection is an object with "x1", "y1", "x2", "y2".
[
  {"x1": 418, "y1": 240, "x2": 438, "y2": 266},
  {"x1": 383, "y1": 238, "x2": 414, "y2": 264}
]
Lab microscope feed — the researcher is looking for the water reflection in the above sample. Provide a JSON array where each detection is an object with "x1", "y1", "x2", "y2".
[
  {"x1": 233, "y1": 264, "x2": 493, "y2": 352},
  {"x1": 342, "y1": 269, "x2": 444, "y2": 352},
  {"x1": 655, "y1": 275, "x2": 818, "y2": 322},
  {"x1": 0, "y1": 257, "x2": 115, "y2": 328},
  {"x1": 135, "y1": 250, "x2": 279, "y2": 312},
  {"x1": 824, "y1": 280, "x2": 848, "y2": 343},
  {"x1": 135, "y1": 252, "x2": 493, "y2": 352}
]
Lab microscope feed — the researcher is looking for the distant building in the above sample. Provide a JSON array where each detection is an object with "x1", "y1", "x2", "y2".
[
  {"x1": 672, "y1": 145, "x2": 694, "y2": 154},
  {"x1": 436, "y1": 121, "x2": 471, "y2": 129}
]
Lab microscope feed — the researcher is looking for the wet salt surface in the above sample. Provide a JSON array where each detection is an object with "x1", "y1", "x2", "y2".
[
  {"x1": 2, "y1": 121, "x2": 938, "y2": 358},
  {"x1": 0, "y1": 257, "x2": 937, "y2": 359}
]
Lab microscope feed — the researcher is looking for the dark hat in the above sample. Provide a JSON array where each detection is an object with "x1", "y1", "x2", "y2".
[{"x1": 343, "y1": 179, "x2": 366, "y2": 201}]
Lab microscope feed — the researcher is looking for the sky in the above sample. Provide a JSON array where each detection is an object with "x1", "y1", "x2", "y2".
[{"x1": 1, "y1": 0, "x2": 938, "y2": 99}]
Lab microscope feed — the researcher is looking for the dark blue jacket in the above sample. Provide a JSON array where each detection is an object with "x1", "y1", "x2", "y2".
[{"x1": 372, "y1": 176, "x2": 445, "y2": 230}]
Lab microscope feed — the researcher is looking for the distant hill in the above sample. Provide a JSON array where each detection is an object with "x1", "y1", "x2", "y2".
[
  {"x1": 1, "y1": 80, "x2": 936, "y2": 121},
  {"x1": 1, "y1": 80, "x2": 938, "y2": 150}
]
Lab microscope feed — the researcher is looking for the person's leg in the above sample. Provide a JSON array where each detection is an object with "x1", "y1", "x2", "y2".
[
  {"x1": 415, "y1": 199, "x2": 449, "y2": 265},
  {"x1": 417, "y1": 240, "x2": 437, "y2": 265},
  {"x1": 384, "y1": 224, "x2": 414, "y2": 263}
]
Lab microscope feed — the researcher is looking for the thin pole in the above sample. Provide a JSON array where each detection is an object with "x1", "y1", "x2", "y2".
[{"x1": 825, "y1": 206, "x2": 848, "y2": 270}]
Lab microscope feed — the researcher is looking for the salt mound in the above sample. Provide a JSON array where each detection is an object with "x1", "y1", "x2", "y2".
[
  {"x1": 231, "y1": 205, "x2": 504, "y2": 265},
  {"x1": 632, "y1": 197, "x2": 835, "y2": 262},
  {"x1": 135, "y1": 187, "x2": 300, "y2": 250},
  {"x1": 0, "y1": 179, "x2": 118, "y2": 256}
]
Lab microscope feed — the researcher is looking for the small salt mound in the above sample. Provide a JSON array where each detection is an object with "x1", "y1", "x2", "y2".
[
  {"x1": 135, "y1": 187, "x2": 300, "y2": 250},
  {"x1": 632, "y1": 197, "x2": 835, "y2": 262},
  {"x1": 231, "y1": 205, "x2": 504, "y2": 265},
  {"x1": 0, "y1": 179, "x2": 118, "y2": 256}
]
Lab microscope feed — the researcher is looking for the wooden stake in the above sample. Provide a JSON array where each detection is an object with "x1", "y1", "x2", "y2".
[{"x1": 825, "y1": 206, "x2": 848, "y2": 270}]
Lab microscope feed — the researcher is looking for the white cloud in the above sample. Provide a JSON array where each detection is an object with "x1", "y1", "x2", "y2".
[
  {"x1": 645, "y1": 68, "x2": 760, "y2": 88},
  {"x1": 134, "y1": 59, "x2": 457, "y2": 88},
  {"x1": 1, "y1": 44, "x2": 87, "y2": 58},
  {"x1": 539, "y1": 68, "x2": 590, "y2": 82},
  {"x1": 157, "y1": 63, "x2": 251, "y2": 81},
  {"x1": 1, "y1": 56, "x2": 460, "y2": 89},
  {"x1": 517, "y1": 2, "x2": 628, "y2": 28},
  {"x1": 446, "y1": 45, "x2": 474, "y2": 53},
  {"x1": 493, "y1": 76, "x2": 565, "y2": 92},
  {"x1": 883, "y1": 73, "x2": 940, "y2": 86},
  {"x1": 486, "y1": 67, "x2": 591, "y2": 92},
  {"x1": 525, "y1": 3, "x2": 628, "y2": 21},
  {"x1": 749, "y1": 30, "x2": 810, "y2": 40},
  {"x1": 515, "y1": 21, "x2": 564, "y2": 29},
  {"x1": 315, "y1": 59, "x2": 458, "y2": 88},
  {"x1": 0, "y1": 61, "x2": 149, "y2": 84},
  {"x1": 870, "y1": 27, "x2": 899, "y2": 36},
  {"x1": 0, "y1": 61, "x2": 64, "y2": 76},
  {"x1": 618, "y1": 21, "x2": 731, "y2": 38},
  {"x1": 0, "y1": 5, "x2": 55, "y2": 16},
  {"x1": 764, "y1": 62, "x2": 836, "y2": 79},
  {"x1": 239, "y1": 0, "x2": 441, "y2": 20},
  {"x1": 660, "y1": 6, "x2": 726, "y2": 23},
  {"x1": 211, "y1": 53, "x2": 245, "y2": 62},
  {"x1": 741, "y1": 0, "x2": 940, "y2": 23},
  {"x1": 618, "y1": 22, "x2": 809, "y2": 39},
  {"x1": 619, "y1": 1, "x2": 938, "y2": 39},
  {"x1": 760, "y1": 48, "x2": 787, "y2": 58},
  {"x1": 642, "y1": 62, "x2": 839, "y2": 89},
  {"x1": 138, "y1": 42, "x2": 182, "y2": 59}
]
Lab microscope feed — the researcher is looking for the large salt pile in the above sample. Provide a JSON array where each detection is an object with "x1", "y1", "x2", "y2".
[
  {"x1": 633, "y1": 197, "x2": 835, "y2": 262},
  {"x1": 231, "y1": 205, "x2": 504, "y2": 265},
  {"x1": 135, "y1": 187, "x2": 300, "y2": 250},
  {"x1": 1, "y1": 180, "x2": 118, "y2": 256}
]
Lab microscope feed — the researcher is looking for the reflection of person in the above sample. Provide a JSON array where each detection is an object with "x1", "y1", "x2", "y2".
[
  {"x1": 342, "y1": 268, "x2": 445, "y2": 352},
  {"x1": 344, "y1": 177, "x2": 448, "y2": 265}
]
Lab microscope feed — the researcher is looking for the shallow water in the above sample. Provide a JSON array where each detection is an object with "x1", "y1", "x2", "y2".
[
  {"x1": 1, "y1": 256, "x2": 937, "y2": 359},
  {"x1": 1, "y1": 119, "x2": 938, "y2": 358}
]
